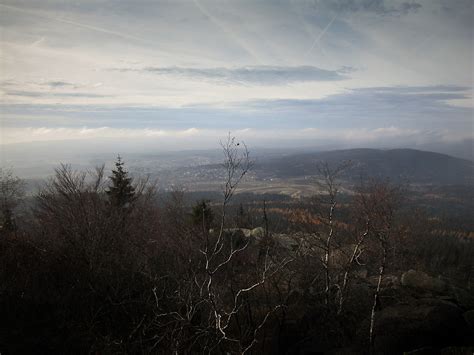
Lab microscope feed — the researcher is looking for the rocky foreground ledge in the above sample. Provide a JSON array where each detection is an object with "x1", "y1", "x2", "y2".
[
  {"x1": 220, "y1": 228, "x2": 474, "y2": 353},
  {"x1": 278, "y1": 269, "x2": 474, "y2": 354},
  {"x1": 371, "y1": 269, "x2": 474, "y2": 354}
]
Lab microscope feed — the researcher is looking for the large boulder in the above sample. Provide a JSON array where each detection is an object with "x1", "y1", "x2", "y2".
[
  {"x1": 401, "y1": 270, "x2": 474, "y2": 310},
  {"x1": 250, "y1": 227, "x2": 265, "y2": 239},
  {"x1": 372, "y1": 298, "x2": 471, "y2": 354},
  {"x1": 450, "y1": 285, "x2": 474, "y2": 310},
  {"x1": 401, "y1": 270, "x2": 448, "y2": 293},
  {"x1": 240, "y1": 228, "x2": 251, "y2": 237},
  {"x1": 223, "y1": 228, "x2": 248, "y2": 248}
]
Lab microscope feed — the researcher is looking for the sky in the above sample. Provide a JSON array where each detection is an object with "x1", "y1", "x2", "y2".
[{"x1": 0, "y1": 0, "x2": 473, "y2": 157}]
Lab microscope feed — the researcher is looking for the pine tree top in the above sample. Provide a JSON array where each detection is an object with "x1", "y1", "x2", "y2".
[{"x1": 106, "y1": 155, "x2": 135, "y2": 208}]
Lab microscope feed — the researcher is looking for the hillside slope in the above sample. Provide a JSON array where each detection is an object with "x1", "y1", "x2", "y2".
[{"x1": 255, "y1": 148, "x2": 474, "y2": 185}]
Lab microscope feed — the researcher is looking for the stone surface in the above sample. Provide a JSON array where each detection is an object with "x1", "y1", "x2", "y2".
[
  {"x1": 450, "y1": 286, "x2": 474, "y2": 310},
  {"x1": 250, "y1": 227, "x2": 265, "y2": 239},
  {"x1": 223, "y1": 228, "x2": 248, "y2": 248},
  {"x1": 373, "y1": 298, "x2": 470, "y2": 354},
  {"x1": 401, "y1": 270, "x2": 448, "y2": 293},
  {"x1": 240, "y1": 228, "x2": 251, "y2": 237}
]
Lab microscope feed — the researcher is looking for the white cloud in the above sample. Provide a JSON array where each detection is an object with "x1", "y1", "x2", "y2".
[
  {"x1": 3, "y1": 125, "x2": 468, "y2": 148},
  {"x1": 0, "y1": 0, "x2": 472, "y2": 152}
]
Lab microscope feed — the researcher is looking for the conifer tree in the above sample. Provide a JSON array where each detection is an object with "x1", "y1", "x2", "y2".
[
  {"x1": 106, "y1": 155, "x2": 135, "y2": 208},
  {"x1": 191, "y1": 199, "x2": 214, "y2": 230}
]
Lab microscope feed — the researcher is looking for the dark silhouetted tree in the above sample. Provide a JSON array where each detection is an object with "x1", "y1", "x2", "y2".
[
  {"x1": 191, "y1": 199, "x2": 214, "y2": 230},
  {"x1": 106, "y1": 155, "x2": 135, "y2": 208}
]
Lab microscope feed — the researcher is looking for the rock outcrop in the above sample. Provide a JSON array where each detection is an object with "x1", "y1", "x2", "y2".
[
  {"x1": 401, "y1": 269, "x2": 447, "y2": 293},
  {"x1": 373, "y1": 298, "x2": 471, "y2": 354}
]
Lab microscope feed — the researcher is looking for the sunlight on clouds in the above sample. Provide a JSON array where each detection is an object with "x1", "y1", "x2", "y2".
[
  {"x1": 0, "y1": 0, "x2": 472, "y2": 153},
  {"x1": 1, "y1": 126, "x2": 206, "y2": 145},
  {"x1": 3, "y1": 126, "x2": 470, "y2": 148}
]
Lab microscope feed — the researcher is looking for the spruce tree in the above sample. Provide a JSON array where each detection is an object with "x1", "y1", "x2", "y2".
[
  {"x1": 191, "y1": 199, "x2": 214, "y2": 230},
  {"x1": 106, "y1": 155, "x2": 135, "y2": 208}
]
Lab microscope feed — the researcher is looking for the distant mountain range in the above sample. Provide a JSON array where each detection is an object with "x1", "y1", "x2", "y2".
[{"x1": 255, "y1": 148, "x2": 474, "y2": 185}]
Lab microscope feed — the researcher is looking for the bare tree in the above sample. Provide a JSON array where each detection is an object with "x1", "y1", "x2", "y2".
[
  {"x1": 294, "y1": 161, "x2": 350, "y2": 307},
  {"x1": 359, "y1": 180, "x2": 399, "y2": 350},
  {"x1": 0, "y1": 168, "x2": 25, "y2": 232},
  {"x1": 33, "y1": 163, "x2": 162, "y2": 351},
  {"x1": 317, "y1": 162, "x2": 343, "y2": 305},
  {"x1": 336, "y1": 215, "x2": 370, "y2": 314},
  {"x1": 152, "y1": 135, "x2": 291, "y2": 353}
]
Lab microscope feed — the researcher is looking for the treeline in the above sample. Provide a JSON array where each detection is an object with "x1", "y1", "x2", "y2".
[{"x1": 0, "y1": 138, "x2": 473, "y2": 354}]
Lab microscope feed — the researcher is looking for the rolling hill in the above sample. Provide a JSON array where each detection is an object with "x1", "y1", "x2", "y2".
[{"x1": 254, "y1": 148, "x2": 474, "y2": 185}]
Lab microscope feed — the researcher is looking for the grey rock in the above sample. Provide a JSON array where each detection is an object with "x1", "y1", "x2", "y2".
[
  {"x1": 240, "y1": 228, "x2": 251, "y2": 237},
  {"x1": 250, "y1": 227, "x2": 265, "y2": 239},
  {"x1": 373, "y1": 298, "x2": 470, "y2": 354},
  {"x1": 401, "y1": 270, "x2": 447, "y2": 293}
]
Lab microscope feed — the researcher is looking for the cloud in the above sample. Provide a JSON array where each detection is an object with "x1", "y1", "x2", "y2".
[
  {"x1": 46, "y1": 81, "x2": 76, "y2": 88},
  {"x1": 354, "y1": 85, "x2": 471, "y2": 94},
  {"x1": 0, "y1": 3, "x2": 153, "y2": 45},
  {"x1": 115, "y1": 65, "x2": 352, "y2": 85},
  {"x1": 1, "y1": 85, "x2": 471, "y2": 152},
  {"x1": 191, "y1": 0, "x2": 264, "y2": 64},
  {"x1": 1, "y1": 125, "x2": 467, "y2": 151},
  {"x1": 318, "y1": 0, "x2": 422, "y2": 16},
  {"x1": 437, "y1": 0, "x2": 473, "y2": 28},
  {"x1": 2, "y1": 79, "x2": 100, "y2": 91},
  {"x1": 0, "y1": 126, "x2": 202, "y2": 144},
  {"x1": 299, "y1": 125, "x2": 424, "y2": 143},
  {"x1": 243, "y1": 85, "x2": 471, "y2": 116},
  {"x1": 4, "y1": 90, "x2": 109, "y2": 98}
]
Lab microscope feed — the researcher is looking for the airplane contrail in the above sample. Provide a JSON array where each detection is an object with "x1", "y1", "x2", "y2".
[
  {"x1": 305, "y1": 14, "x2": 337, "y2": 58},
  {"x1": 30, "y1": 37, "x2": 45, "y2": 47},
  {"x1": 192, "y1": 0, "x2": 264, "y2": 64},
  {"x1": 0, "y1": 3, "x2": 152, "y2": 45}
]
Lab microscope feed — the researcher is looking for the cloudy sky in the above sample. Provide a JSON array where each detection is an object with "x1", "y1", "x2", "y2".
[{"x1": 0, "y1": 0, "x2": 473, "y2": 154}]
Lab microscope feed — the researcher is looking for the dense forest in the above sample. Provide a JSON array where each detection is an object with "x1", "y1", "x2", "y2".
[{"x1": 1, "y1": 138, "x2": 473, "y2": 354}]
